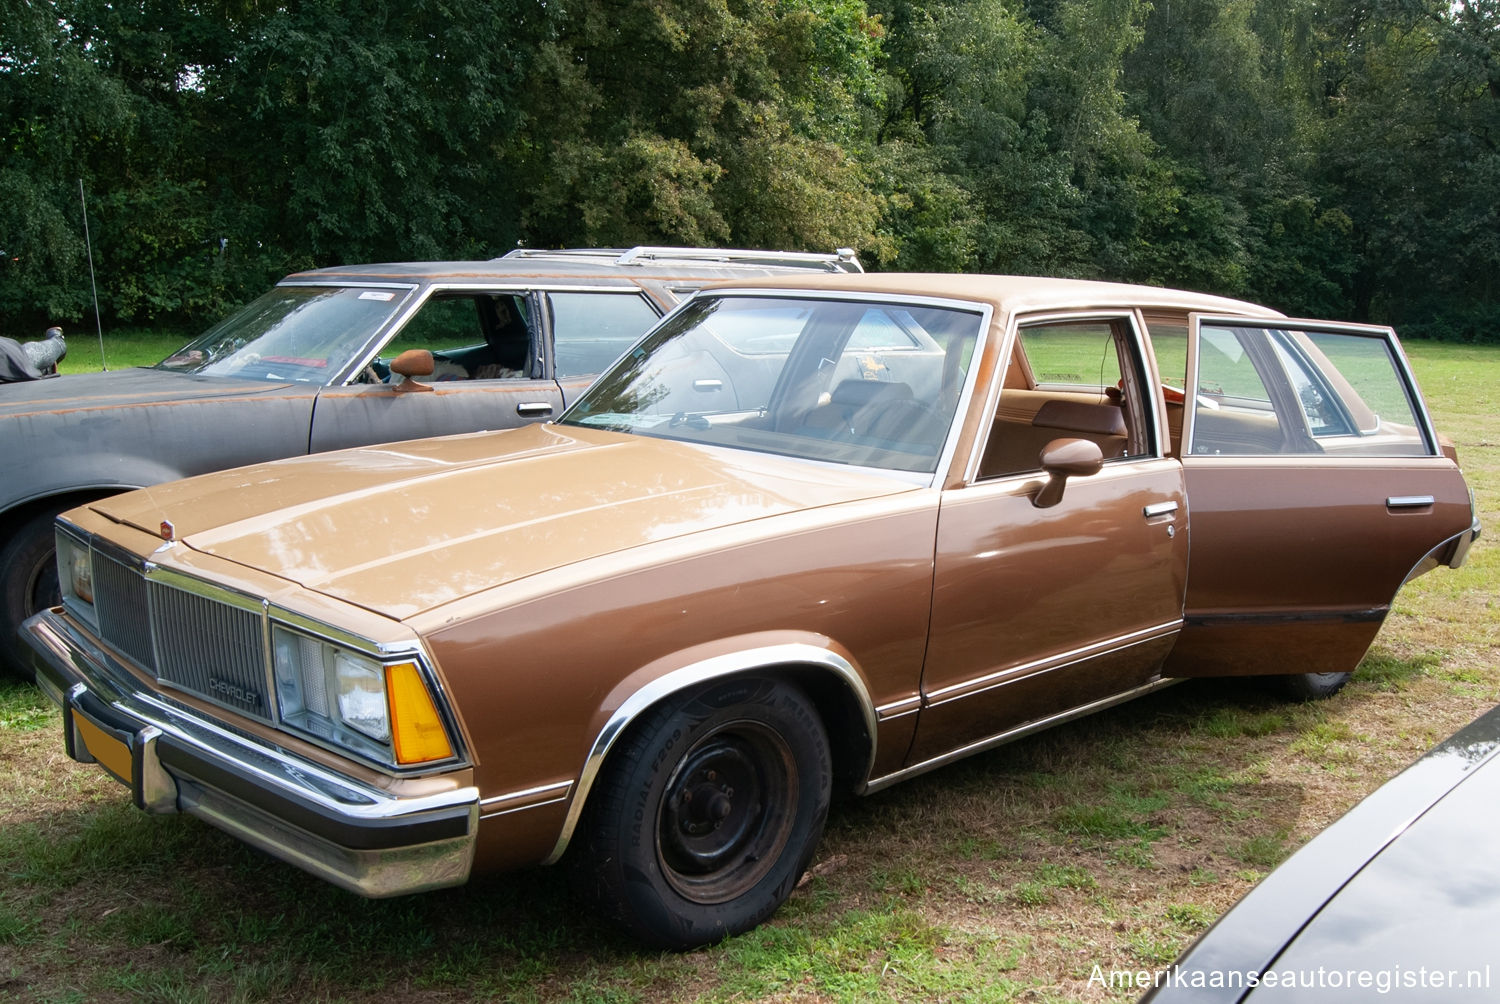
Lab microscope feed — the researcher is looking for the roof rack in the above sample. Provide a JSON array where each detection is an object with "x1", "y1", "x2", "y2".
[{"x1": 499, "y1": 246, "x2": 863, "y2": 273}]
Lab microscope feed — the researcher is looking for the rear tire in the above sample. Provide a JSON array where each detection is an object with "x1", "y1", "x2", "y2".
[
  {"x1": 580, "y1": 677, "x2": 831, "y2": 949},
  {"x1": 1269, "y1": 671, "x2": 1352, "y2": 701},
  {"x1": 0, "y1": 506, "x2": 66, "y2": 681}
]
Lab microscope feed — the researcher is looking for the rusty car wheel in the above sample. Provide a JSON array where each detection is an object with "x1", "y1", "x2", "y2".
[{"x1": 582, "y1": 677, "x2": 831, "y2": 949}]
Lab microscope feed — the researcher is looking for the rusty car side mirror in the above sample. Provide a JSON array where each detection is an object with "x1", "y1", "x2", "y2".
[
  {"x1": 1032, "y1": 438, "x2": 1104, "y2": 509},
  {"x1": 390, "y1": 349, "x2": 435, "y2": 393}
]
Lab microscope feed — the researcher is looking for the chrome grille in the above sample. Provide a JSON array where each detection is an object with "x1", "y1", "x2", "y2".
[
  {"x1": 152, "y1": 583, "x2": 270, "y2": 720},
  {"x1": 88, "y1": 549, "x2": 272, "y2": 723},
  {"x1": 93, "y1": 551, "x2": 156, "y2": 672}
]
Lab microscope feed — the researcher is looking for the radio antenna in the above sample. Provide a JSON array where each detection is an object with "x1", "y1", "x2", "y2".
[{"x1": 79, "y1": 178, "x2": 106, "y2": 370}]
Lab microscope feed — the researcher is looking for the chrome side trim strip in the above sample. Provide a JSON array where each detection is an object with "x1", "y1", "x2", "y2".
[
  {"x1": 479, "y1": 780, "x2": 574, "y2": 819},
  {"x1": 542, "y1": 643, "x2": 878, "y2": 865},
  {"x1": 876, "y1": 695, "x2": 923, "y2": 720},
  {"x1": 864, "y1": 678, "x2": 1182, "y2": 794},
  {"x1": 480, "y1": 780, "x2": 573, "y2": 808},
  {"x1": 922, "y1": 620, "x2": 1182, "y2": 707},
  {"x1": 481, "y1": 794, "x2": 571, "y2": 820}
]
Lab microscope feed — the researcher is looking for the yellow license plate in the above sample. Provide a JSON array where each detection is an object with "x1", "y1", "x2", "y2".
[{"x1": 73, "y1": 713, "x2": 135, "y2": 787}]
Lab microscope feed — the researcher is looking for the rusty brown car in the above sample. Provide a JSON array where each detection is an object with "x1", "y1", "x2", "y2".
[{"x1": 23, "y1": 274, "x2": 1479, "y2": 948}]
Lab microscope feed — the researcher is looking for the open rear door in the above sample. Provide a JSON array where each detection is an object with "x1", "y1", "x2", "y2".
[{"x1": 1163, "y1": 315, "x2": 1474, "y2": 678}]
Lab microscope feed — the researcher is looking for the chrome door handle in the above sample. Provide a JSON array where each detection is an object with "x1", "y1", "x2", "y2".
[
  {"x1": 1143, "y1": 501, "x2": 1179, "y2": 518},
  {"x1": 1386, "y1": 495, "x2": 1434, "y2": 509},
  {"x1": 516, "y1": 402, "x2": 554, "y2": 417}
]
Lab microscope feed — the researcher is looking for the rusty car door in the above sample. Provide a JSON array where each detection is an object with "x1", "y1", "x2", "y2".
[
  {"x1": 1162, "y1": 315, "x2": 1475, "y2": 678},
  {"x1": 308, "y1": 288, "x2": 669, "y2": 452},
  {"x1": 308, "y1": 378, "x2": 566, "y2": 453},
  {"x1": 908, "y1": 312, "x2": 1190, "y2": 765},
  {"x1": 307, "y1": 291, "x2": 565, "y2": 452}
]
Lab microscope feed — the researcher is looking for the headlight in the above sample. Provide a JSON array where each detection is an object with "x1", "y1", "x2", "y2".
[
  {"x1": 272, "y1": 626, "x2": 454, "y2": 767},
  {"x1": 334, "y1": 650, "x2": 389, "y2": 742},
  {"x1": 55, "y1": 529, "x2": 96, "y2": 621}
]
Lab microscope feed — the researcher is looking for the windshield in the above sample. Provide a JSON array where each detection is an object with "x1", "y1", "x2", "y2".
[
  {"x1": 157, "y1": 285, "x2": 415, "y2": 383},
  {"x1": 561, "y1": 294, "x2": 984, "y2": 474}
]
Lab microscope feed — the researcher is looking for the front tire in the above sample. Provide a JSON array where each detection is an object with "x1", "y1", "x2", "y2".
[
  {"x1": 581, "y1": 677, "x2": 831, "y2": 949},
  {"x1": 0, "y1": 506, "x2": 66, "y2": 681}
]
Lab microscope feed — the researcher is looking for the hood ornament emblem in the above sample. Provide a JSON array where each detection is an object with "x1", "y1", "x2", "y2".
[{"x1": 160, "y1": 520, "x2": 175, "y2": 542}]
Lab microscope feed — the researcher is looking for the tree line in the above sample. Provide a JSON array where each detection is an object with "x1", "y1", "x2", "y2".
[{"x1": 2, "y1": 0, "x2": 1496, "y2": 340}]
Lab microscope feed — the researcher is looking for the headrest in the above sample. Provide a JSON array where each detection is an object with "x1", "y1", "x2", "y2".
[
  {"x1": 1032, "y1": 399, "x2": 1126, "y2": 437},
  {"x1": 830, "y1": 379, "x2": 913, "y2": 409}
]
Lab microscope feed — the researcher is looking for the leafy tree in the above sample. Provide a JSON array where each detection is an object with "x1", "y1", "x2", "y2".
[
  {"x1": 1303, "y1": 0, "x2": 1499, "y2": 335},
  {"x1": 507, "y1": 0, "x2": 889, "y2": 255}
]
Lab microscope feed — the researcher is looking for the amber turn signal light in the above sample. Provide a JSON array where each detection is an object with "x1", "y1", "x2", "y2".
[{"x1": 385, "y1": 662, "x2": 455, "y2": 764}]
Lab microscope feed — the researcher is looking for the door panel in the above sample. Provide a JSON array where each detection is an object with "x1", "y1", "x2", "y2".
[
  {"x1": 910, "y1": 462, "x2": 1187, "y2": 763},
  {"x1": 909, "y1": 313, "x2": 1188, "y2": 766},
  {"x1": 308, "y1": 380, "x2": 565, "y2": 453},
  {"x1": 1165, "y1": 316, "x2": 1475, "y2": 678}
]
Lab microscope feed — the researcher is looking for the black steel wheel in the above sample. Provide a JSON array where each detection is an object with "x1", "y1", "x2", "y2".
[
  {"x1": 581, "y1": 676, "x2": 831, "y2": 949},
  {"x1": 0, "y1": 506, "x2": 66, "y2": 681}
]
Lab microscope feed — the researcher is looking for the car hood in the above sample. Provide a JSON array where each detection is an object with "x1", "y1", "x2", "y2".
[
  {"x1": 86, "y1": 423, "x2": 919, "y2": 620},
  {"x1": 0, "y1": 367, "x2": 299, "y2": 418},
  {"x1": 1146, "y1": 703, "x2": 1500, "y2": 1003},
  {"x1": 1237, "y1": 725, "x2": 1500, "y2": 1001}
]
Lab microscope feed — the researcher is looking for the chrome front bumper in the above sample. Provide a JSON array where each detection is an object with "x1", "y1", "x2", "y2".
[{"x1": 23, "y1": 608, "x2": 479, "y2": 898}]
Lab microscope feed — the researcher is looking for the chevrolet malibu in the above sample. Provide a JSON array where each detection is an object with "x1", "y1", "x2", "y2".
[{"x1": 23, "y1": 275, "x2": 1479, "y2": 948}]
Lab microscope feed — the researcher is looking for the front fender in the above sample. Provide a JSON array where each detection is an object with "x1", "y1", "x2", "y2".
[
  {"x1": 541, "y1": 634, "x2": 878, "y2": 865},
  {"x1": 1, "y1": 455, "x2": 188, "y2": 516}
]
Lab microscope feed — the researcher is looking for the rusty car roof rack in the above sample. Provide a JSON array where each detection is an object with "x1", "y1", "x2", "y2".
[{"x1": 499, "y1": 246, "x2": 864, "y2": 273}]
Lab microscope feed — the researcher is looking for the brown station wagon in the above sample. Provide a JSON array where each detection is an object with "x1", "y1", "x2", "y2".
[{"x1": 23, "y1": 274, "x2": 1480, "y2": 948}]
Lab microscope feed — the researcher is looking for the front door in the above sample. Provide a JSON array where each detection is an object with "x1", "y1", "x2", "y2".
[
  {"x1": 1163, "y1": 316, "x2": 1474, "y2": 678},
  {"x1": 308, "y1": 291, "x2": 564, "y2": 452},
  {"x1": 909, "y1": 313, "x2": 1189, "y2": 765}
]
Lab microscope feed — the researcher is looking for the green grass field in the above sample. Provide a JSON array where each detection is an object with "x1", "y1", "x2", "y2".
[
  {"x1": 0, "y1": 339, "x2": 1494, "y2": 1002},
  {"x1": 51, "y1": 327, "x2": 189, "y2": 373}
]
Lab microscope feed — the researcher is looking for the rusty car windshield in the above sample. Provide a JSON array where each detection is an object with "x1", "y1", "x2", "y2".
[
  {"x1": 561, "y1": 294, "x2": 984, "y2": 474},
  {"x1": 156, "y1": 285, "x2": 415, "y2": 383}
]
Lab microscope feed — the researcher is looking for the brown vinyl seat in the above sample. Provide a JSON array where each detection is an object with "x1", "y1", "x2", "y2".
[{"x1": 980, "y1": 398, "x2": 1128, "y2": 478}]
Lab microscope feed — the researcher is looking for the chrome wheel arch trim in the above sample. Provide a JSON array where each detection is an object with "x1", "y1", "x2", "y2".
[{"x1": 541, "y1": 643, "x2": 878, "y2": 865}]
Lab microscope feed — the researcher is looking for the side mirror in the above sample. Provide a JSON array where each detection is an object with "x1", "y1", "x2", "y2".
[
  {"x1": 390, "y1": 349, "x2": 435, "y2": 393},
  {"x1": 1031, "y1": 438, "x2": 1104, "y2": 509}
]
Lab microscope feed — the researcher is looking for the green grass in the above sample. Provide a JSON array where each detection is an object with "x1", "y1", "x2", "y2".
[
  {"x1": 53, "y1": 326, "x2": 191, "y2": 373},
  {"x1": 0, "y1": 685, "x2": 53, "y2": 733}
]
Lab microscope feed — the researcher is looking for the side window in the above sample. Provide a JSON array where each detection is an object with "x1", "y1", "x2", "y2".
[
  {"x1": 823, "y1": 307, "x2": 953, "y2": 398},
  {"x1": 551, "y1": 292, "x2": 662, "y2": 379},
  {"x1": 380, "y1": 293, "x2": 532, "y2": 381},
  {"x1": 1143, "y1": 319, "x2": 1189, "y2": 390},
  {"x1": 1189, "y1": 323, "x2": 1430, "y2": 457},
  {"x1": 979, "y1": 319, "x2": 1150, "y2": 479},
  {"x1": 1023, "y1": 322, "x2": 1123, "y2": 389}
]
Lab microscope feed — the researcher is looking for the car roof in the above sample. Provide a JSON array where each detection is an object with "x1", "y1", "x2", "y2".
[
  {"x1": 283, "y1": 247, "x2": 863, "y2": 285},
  {"x1": 699, "y1": 272, "x2": 1286, "y2": 319}
]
